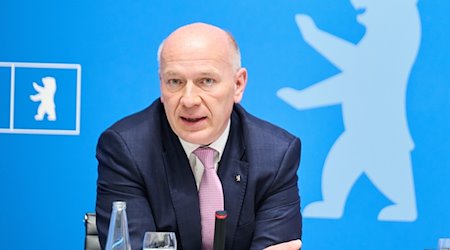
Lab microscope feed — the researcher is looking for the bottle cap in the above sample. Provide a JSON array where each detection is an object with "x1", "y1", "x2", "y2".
[{"x1": 112, "y1": 201, "x2": 127, "y2": 209}]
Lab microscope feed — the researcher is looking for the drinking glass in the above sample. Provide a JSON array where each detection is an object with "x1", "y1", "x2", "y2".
[
  {"x1": 143, "y1": 232, "x2": 177, "y2": 250},
  {"x1": 438, "y1": 238, "x2": 450, "y2": 250}
]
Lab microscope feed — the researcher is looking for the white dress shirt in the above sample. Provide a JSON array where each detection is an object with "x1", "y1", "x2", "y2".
[{"x1": 179, "y1": 120, "x2": 230, "y2": 189}]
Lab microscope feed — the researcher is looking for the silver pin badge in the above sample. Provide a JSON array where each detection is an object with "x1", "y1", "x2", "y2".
[{"x1": 235, "y1": 174, "x2": 241, "y2": 182}]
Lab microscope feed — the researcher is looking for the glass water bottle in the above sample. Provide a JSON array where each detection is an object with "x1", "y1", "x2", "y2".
[{"x1": 105, "y1": 201, "x2": 132, "y2": 250}]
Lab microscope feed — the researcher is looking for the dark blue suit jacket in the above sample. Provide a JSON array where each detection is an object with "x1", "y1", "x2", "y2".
[{"x1": 96, "y1": 99, "x2": 302, "y2": 250}]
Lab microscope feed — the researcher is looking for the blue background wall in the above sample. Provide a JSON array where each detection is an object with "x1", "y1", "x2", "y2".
[{"x1": 1, "y1": 0, "x2": 449, "y2": 249}]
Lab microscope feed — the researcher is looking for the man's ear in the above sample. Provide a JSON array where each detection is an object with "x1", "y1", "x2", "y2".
[{"x1": 234, "y1": 67, "x2": 248, "y2": 103}]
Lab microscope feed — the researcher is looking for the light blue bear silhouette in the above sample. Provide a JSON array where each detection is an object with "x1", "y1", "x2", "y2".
[{"x1": 278, "y1": 0, "x2": 420, "y2": 221}]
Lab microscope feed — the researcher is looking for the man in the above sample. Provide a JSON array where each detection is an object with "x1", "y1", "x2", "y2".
[{"x1": 96, "y1": 22, "x2": 302, "y2": 250}]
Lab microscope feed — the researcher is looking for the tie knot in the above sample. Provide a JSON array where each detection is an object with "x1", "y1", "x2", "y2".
[{"x1": 193, "y1": 147, "x2": 216, "y2": 170}]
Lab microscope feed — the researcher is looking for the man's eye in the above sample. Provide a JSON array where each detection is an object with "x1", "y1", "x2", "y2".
[
  {"x1": 200, "y1": 78, "x2": 215, "y2": 86},
  {"x1": 167, "y1": 79, "x2": 182, "y2": 86}
]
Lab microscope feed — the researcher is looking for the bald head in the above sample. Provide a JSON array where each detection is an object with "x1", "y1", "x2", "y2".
[{"x1": 158, "y1": 22, "x2": 241, "y2": 72}]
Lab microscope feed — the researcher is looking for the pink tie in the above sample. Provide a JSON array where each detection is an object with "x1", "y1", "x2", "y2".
[{"x1": 194, "y1": 147, "x2": 224, "y2": 250}]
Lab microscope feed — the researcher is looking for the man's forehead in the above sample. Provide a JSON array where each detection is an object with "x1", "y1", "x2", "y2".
[
  {"x1": 162, "y1": 37, "x2": 230, "y2": 61},
  {"x1": 161, "y1": 51, "x2": 234, "y2": 68},
  {"x1": 160, "y1": 60, "x2": 225, "y2": 75}
]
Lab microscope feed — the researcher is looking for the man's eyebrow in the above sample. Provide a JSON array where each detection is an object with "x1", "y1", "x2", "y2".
[
  {"x1": 162, "y1": 70, "x2": 180, "y2": 76},
  {"x1": 198, "y1": 71, "x2": 219, "y2": 77}
]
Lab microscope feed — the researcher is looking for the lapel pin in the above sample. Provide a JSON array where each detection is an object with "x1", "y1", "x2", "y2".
[{"x1": 235, "y1": 174, "x2": 241, "y2": 182}]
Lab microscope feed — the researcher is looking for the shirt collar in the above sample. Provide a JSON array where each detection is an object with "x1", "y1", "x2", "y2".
[{"x1": 179, "y1": 119, "x2": 231, "y2": 160}]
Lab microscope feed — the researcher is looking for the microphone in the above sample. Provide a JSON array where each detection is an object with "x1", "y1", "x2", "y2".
[{"x1": 213, "y1": 210, "x2": 227, "y2": 250}]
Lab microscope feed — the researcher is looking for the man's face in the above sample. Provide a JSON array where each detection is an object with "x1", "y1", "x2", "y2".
[{"x1": 159, "y1": 29, "x2": 247, "y2": 145}]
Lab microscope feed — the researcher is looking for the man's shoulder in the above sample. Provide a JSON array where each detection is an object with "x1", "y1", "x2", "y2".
[
  {"x1": 106, "y1": 99, "x2": 163, "y2": 136},
  {"x1": 234, "y1": 104, "x2": 298, "y2": 143}
]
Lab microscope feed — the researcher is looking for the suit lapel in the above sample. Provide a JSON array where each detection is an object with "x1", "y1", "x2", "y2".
[
  {"x1": 161, "y1": 110, "x2": 202, "y2": 249},
  {"x1": 218, "y1": 110, "x2": 248, "y2": 248}
]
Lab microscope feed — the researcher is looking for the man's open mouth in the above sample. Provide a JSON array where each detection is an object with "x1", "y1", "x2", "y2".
[{"x1": 181, "y1": 116, "x2": 206, "y2": 123}]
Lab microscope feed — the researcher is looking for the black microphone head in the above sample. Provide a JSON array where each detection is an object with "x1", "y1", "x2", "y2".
[{"x1": 215, "y1": 210, "x2": 227, "y2": 220}]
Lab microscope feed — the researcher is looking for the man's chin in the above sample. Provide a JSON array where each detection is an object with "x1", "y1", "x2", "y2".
[{"x1": 179, "y1": 132, "x2": 213, "y2": 146}]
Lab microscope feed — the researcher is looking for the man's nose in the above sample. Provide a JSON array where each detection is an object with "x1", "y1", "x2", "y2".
[{"x1": 180, "y1": 82, "x2": 201, "y2": 107}]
